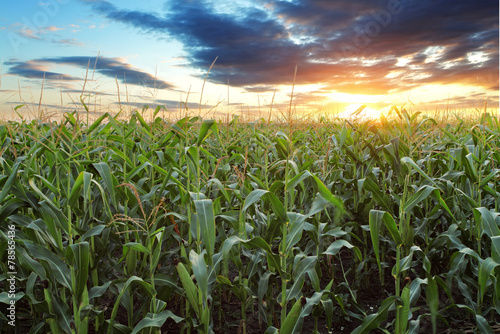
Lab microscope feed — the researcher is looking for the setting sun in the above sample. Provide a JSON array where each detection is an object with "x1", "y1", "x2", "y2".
[{"x1": 339, "y1": 103, "x2": 384, "y2": 120}]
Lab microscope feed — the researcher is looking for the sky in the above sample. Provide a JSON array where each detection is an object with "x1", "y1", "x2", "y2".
[{"x1": 0, "y1": 0, "x2": 498, "y2": 120}]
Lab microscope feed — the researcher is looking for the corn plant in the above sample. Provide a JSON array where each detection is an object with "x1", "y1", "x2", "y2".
[{"x1": 0, "y1": 110, "x2": 499, "y2": 333}]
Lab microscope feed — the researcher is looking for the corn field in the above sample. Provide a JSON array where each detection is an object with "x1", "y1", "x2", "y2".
[{"x1": 0, "y1": 108, "x2": 499, "y2": 333}]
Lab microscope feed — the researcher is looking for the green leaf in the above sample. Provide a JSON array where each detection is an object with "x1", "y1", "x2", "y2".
[
  {"x1": 323, "y1": 239, "x2": 362, "y2": 262},
  {"x1": 402, "y1": 185, "x2": 435, "y2": 213},
  {"x1": 397, "y1": 284, "x2": 411, "y2": 334},
  {"x1": 285, "y1": 213, "x2": 306, "y2": 254},
  {"x1": 29, "y1": 177, "x2": 59, "y2": 211},
  {"x1": 16, "y1": 246, "x2": 46, "y2": 280},
  {"x1": 287, "y1": 256, "x2": 317, "y2": 302},
  {"x1": 426, "y1": 275, "x2": 439, "y2": 334},
  {"x1": 81, "y1": 225, "x2": 106, "y2": 241},
  {"x1": 491, "y1": 236, "x2": 500, "y2": 263},
  {"x1": 107, "y1": 276, "x2": 156, "y2": 334},
  {"x1": 89, "y1": 281, "x2": 112, "y2": 300},
  {"x1": 369, "y1": 210, "x2": 402, "y2": 280},
  {"x1": 351, "y1": 296, "x2": 398, "y2": 334},
  {"x1": 216, "y1": 275, "x2": 233, "y2": 286},
  {"x1": 222, "y1": 236, "x2": 282, "y2": 275},
  {"x1": 307, "y1": 193, "x2": 332, "y2": 217},
  {"x1": 87, "y1": 112, "x2": 109, "y2": 133},
  {"x1": 176, "y1": 263, "x2": 200, "y2": 317},
  {"x1": 280, "y1": 297, "x2": 304, "y2": 334},
  {"x1": 134, "y1": 110, "x2": 152, "y2": 135},
  {"x1": 408, "y1": 315, "x2": 423, "y2": 334},
  {"x1": 24, "y1": 241, "x2": 71, "y2": 290},
  {"x1": 207, "y1": 178, "x2": 231, "y2": 204},
  {"x1": 286, "y1": 170, "x2": 311, "y2": 191},
  {"x1": 131, "y1": 311, "x2": 184, "y2": 334},
  {"x1": 474, "y1": 207, "x2": 500, "y2": 238},
  {"x1": 50, "y1": 290, "x2": 73, "y2": 333},
  {"x1": 361, "y1": 177, "x2": 392, "y2": 212},
  {"x1": 197, "y1": 119, "x2": 216, "y2": 146},
  {"x1": 123, "y1": 242, "x2": 151, "y2": 254},
  {"x1": 401, "y1": 157, "x2": 438, "y2": 187},
  {"x1": 475, "y1": 315, "x2": 494, "y2": 334},
  {"x1": 311, "y1": 174, "x2": 346, "y2": 214},
  {"x1": 291, "y1": 286, "x2": 339, "y2": 332},
  {"x1": 189, "y1": 250, "x2": 208, "y2": 308},
  {"x1": 69, "y1": 242, "x2": 90, "y2": 299},
  {"x1": 93, "y1": 162, "x2": 117, "y2": 208},
  {"x1": 243, "y1": 189, "x2": 269, "y2": 212},
  {"x1": 30, "y1": 174, "x2": 59, "y2": 196},
  {"x1": 0, "y1": 292, "x2": 24, "y2": 304},
  {"x1": 478, "y1": 257, "x2": 499, "y2": 305},
  {"x1": 68, "y1": 171, "x2": 87, "y2": 207},
  {"x1": 194, "y1": 199, "x2": 216, "y2": 257}
]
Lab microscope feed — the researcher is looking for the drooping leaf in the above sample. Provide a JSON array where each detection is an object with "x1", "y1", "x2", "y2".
[
  {"x1": 351, "y1": 296, "x2": 398, "y2": 334},
  {"x1": 131, "y1": 310, "x2": 184, "y2": 334}
]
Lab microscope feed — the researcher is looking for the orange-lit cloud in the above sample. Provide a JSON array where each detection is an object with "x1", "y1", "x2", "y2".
[{"x1": 79, "y1": 0, "x2": 497, "y2": 99}]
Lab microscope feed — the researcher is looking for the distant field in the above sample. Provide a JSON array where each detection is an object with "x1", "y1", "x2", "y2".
[{"x1": 0, "y1": 109, "x2": 499, "y2": 333}]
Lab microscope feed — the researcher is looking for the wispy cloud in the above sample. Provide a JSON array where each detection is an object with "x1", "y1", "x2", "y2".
[
  {"x1": 10, "y1": 24, "x2": 66, "y2": 40},
  {"x1": 18, "y1": 28, "x2": 42, "y2": 40},
  {"x1": 82, "y1": 0, "x2": 498, "y2": 95},
  {"x1": 5, "y1": 23, "x2": 85, "y2": 47},
  {"x1": 45, "y1": 25, "x2": 65, "y2": 32},
  {"x1": 50, "y1": 38, "x2": 85, "y2": 46},
  {"x1": 118, "y1": 99, "x2": 211, "y2": 111}
]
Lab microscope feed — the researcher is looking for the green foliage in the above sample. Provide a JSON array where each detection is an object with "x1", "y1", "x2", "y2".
[{"x1": 0, "y1": 111, "x2": 499, "y2": 333}]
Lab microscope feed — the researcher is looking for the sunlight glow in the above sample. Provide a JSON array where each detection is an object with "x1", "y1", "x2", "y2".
[
  {"x1": 467, "y1": 51, "x2": 488, "y2": 65},
  {"x1": 423, "y1": 46, "x2": 446, "y2": 63},
  {"x1": 339, "y1": 103, "x2": 384, "y2": 119},
  {"x1": 396, "y1": 57, "x2": 412, "y2": 67},
  {"x1": 326, "y1": 91, "x2": 387, "y2": 104}
]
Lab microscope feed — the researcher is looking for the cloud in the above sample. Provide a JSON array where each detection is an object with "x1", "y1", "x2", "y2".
[
  {"x1": 19, "y1": 28, "x2": 42, "y2": 40},
  {"x1": 46, "y1": 26, "x2": 65, "y2": 32},
  {"x1": 10, "y1": 24, "x2": 66, "y2": 40},
  {"x1": 5, "y1": 60, "x2": 80, "y2": 81},
  {"x1": 82, "y1": 0, "x2": 498, "y2": 96},
  {"x1": 50, "y1": 38, "x2": 85, "y2": 46},
  {"x1": 6, "y1": 56, "x2": 176, "y2": 90},
  {"x1": 6, "y1": 23, "x2": 83, "y2": 46},
  {"x1": 243, "y1": 85, "x2": 276, "y2": 93},
  {"x1": 63, "y1": 89, "x2": 114, "y2": 96},
  {"x1": 110, "y1": 99, "x2": 207, "y2": 111}
]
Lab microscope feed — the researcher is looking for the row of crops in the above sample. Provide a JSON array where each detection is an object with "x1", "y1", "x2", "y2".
[{"x1": 0, "y1": 109, "x2": 499, "y2": 333}]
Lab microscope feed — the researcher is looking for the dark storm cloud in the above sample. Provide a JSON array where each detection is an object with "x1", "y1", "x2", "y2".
[
  {"x1": 83, "y1": 0, "x2": 499, "y2": 95},
  {"x1": 6, "y1": 56, "x2": 176, "y2": 89}
]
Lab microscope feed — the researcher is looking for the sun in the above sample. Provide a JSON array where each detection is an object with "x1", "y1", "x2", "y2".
[{"x1": 340, "y1": 103, "x2": 384, "y2": 120}]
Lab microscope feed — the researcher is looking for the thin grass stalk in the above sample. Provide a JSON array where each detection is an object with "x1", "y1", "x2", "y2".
[
  {"x1": 280, "y1": 66, "x2": 297, "y2": 328},
  {"x1": 184, "y1": 126, "x2": 193, "y2": 334}
]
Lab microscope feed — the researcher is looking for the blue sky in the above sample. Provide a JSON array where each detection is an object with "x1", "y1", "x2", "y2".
[{"x1": 0, "y1": 0, "x2": 498, "y2": 119}]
